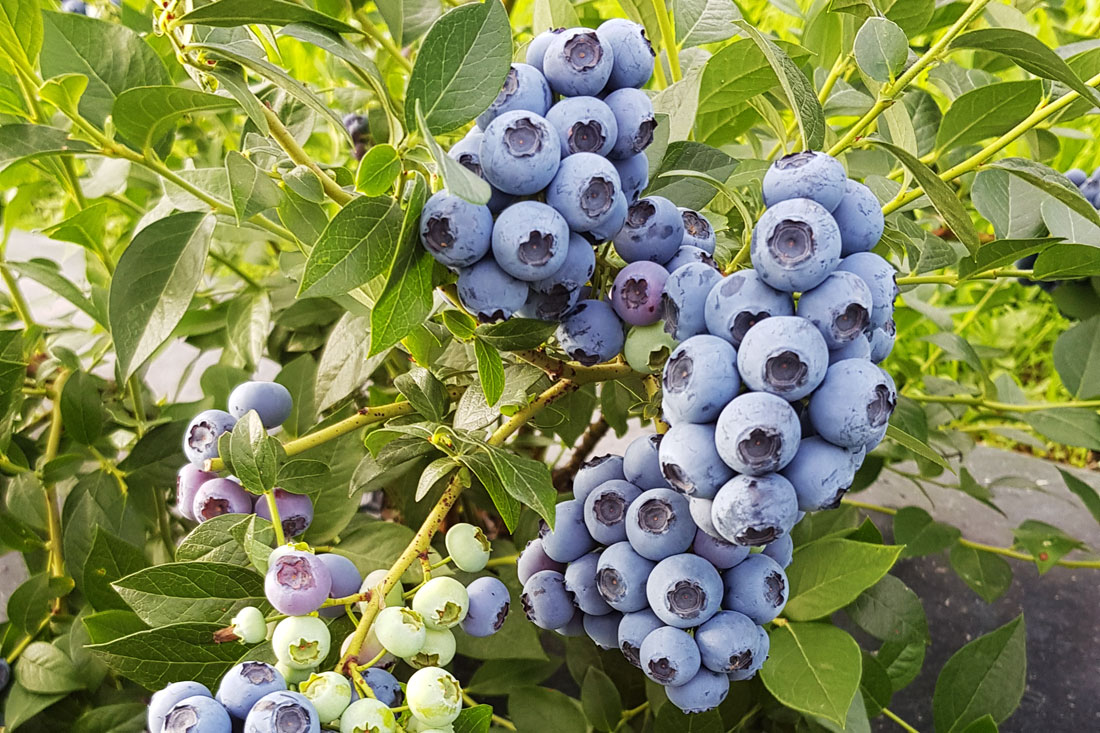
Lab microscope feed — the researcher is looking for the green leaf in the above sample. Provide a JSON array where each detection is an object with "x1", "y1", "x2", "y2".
[
  {"x1": 6, "y1": 574, "x2": 72, "y2": 638},
  {"x1": 935, "y1": 81, "x2": 1043, "y2": 153},
  {"x1": 179, "y1": 0, "x2": 356, "y2": 33},
  {"x1": 474, "y1": 319, "x2": 558, "y2": 351},
  {"x1": 988, "y1": 157, "x2": 1100, "y2": 229},
  {"x1": 452, "y1": 705, "x2": 494, "y2": 733},
  {"x1": 761, "y1": 621, "x2": 862, "y2": 726},
  {"x1": 1022, "y1": 408, "x2": 1100, "y2": 450},
  {"x1": 223, "y1": 411, "x2": 283, "y2": 494},
  {"x1": 484, "y1": 446, "x2": 557, "y2": 526},
  {"x1": 298, "y1": 196, "x2": 403, "y2": 299},
  {"x1": 38, "y1": 73, "x2": 87, "y2": 119},
  {"x1": 81, "y1": 610, "x2": 148, "y2": 645},
  {"x1": 457, "y1": 451, "x2": 522, "y2": 532},
  {"x1": 405, "y1": 0, "x2": 512, "y2": 134},
  {"x1": 960, "y1": 715, "x2": 999, "y2": 733},
  {"x1": 696, "y1": 40, "x2": 775, "y2": 120},
  {"x1": 949, "y1": 544, "x2": 1012, "y2": 603},
  {"x1": 226, "y1": 290, "x2": 272, "y2": 371},
  {"x1": 859, "y1": 651, "x2": 895, "y2": 717},
  {"x1": 674, "y1": 0, "x2": 740, "y2": 48},
  {"x1": 72, "y1": 703, "x2": 147, "y2": 733},
  {"x1": 854, "y1": 17, "x2": 908, "y2": 82},
  {"x1": 15, "y1": 641, "x2": 83, "y2": 694},
  {"x1": 784, "y1": 538, "x2": 903, "y2": 620},
  {"x1": 175, "y1": 513, "x2": 256, "y2": 565},
  {"x1": 1056, "y1": 468, "x2": 1100, "y2": 526},
  {"x1": 225, "y1": 151, "x2": 283, "y2": 224},
  {"x1": 83, "y1": 527, "x2": 146, "y2": 611},
  {"x1": 466, "y1": 658, "x2": 561, "y2": 695},
  {"x1": 892, "y1": 506, "x2": 961, "y2": 557},
  {"x1": 112, "y1": 562, "x2": 267, "y2": 627},
  {"x1": 865, "y1": 139, "x2": 980, "y2": 255},
  {"x1": 1032, "y1": 244, "x2": 1100, "y2": 279},
  {"x1": 581, "y1": 668, "x2": 622, "y2": 732},
  {"x1": 885, "y1": 424, "x2": 953, "y2": 472},
  {"x1": 3, "y1": 681, "x2": 65, "y2": 731},
  {"x1": 844, "y1": 574, "x2": 929, "y2": 644},
  {"x1": 1012, "y1": 520, "x2": 1082, "y2": 574},
  {"x1": 648, "y1": 141, "x2": 738, "y2": 210},
  {"x1": 0, "y1": 0, "x2": 43, "y2": 73},
  {"x1": 229, "y1": 514, "x2": 278, "y2": 574},
  {"x1": 275, "y1": 354, "x2": 318, "y2": 439},
  {"x1": 0, "y1": 511, "x2": 44, "y2": 554},
  {"x1": 394, "y1": 367, "x2": 450, "y2": 422},
  {"x1": 6, "y1": 259, "x2": 103, "y2": 326},
  {"x1": 508, "y1": 686, "x2": 587, "y2": 733},
  {"x1": 315, "y1": 312, "x2": 391, "y2": 410},
  {"x1": 355, "y1": 144, "x2": 402, "y2": 196},
  {"x1": 932, "y1": 615, "x2": 1026, "y2": 733},
  {"x1": 970, "y1": 169, "x2": 1046, "y2": 240},
  {"x1": 654, "y1": 705, "x2": 723, "y2": 732},
  {"x1": 532, "y1": 0, "x2": 580, "y2": 31},
  {"x1": 113, "y1": 87, "x2": 238, "y2": 152},
  {"x1": 283, "y1": 164, "x2": 325, "y2": 203},
  {"x1": 41, "y1": 202, "x2": 109, "y2": 254},
  {"x1": 0, "y1": 124, "x2": 93, "y2": 174},
  {"x1": 377, "y1": 0, "x2": 441, "y2": 47},
  {"x1": 40, "y1": 11, "x2": 170, "y2": 127},
  {"x1": 108, "y1": 212, "x2": 213, "y2": 381},
  {"x1": 876, "y1": 638, "x2": 925, "y2": 692},
  {"x1": 415, "y1": 99, "x2": 491, "y2": 205},
  {"x1": 59, "y1": 370, "x2": 105, "y2": 445},
  {"x1": 733, "y1": 21, "x2": 826, "y2": 150},
  {"x1": 957, "y1": 237, "x2": 1058, "y2": 280},
  {"x1": 475, "y1": 339, "x2": 505, "y2": 407}
]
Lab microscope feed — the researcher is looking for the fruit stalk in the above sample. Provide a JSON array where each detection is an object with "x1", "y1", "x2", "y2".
[{"x1": 649, "y1": 0, "x2": 681, "y2": 84}]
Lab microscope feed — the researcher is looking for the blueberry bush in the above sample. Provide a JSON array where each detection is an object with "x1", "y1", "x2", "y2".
[{"x1": 2, "y1": 0, "x2": 1100, "y2": 730}]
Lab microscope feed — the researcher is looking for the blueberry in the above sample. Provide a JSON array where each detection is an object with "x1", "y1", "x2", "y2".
[
  {"x1": 583, "y1": 479, "x2": 643, "y2": 545},
  {"x1": 1081, "y1": 177, "x2": 1100, "y2": 205},
  {"x1": 662, "y1": 263, "x2": 723, "y2": 341},
  {"x1": 831, "y1": 180, "x2": 884, "y2": 255},
  {"x1": 217, "y1": 661, "x2": 287, "y2": 719},
  {"x1": 164, "y1": 695, "x2": 232, "y2": 733},
  {"x1": 613, "y1": 195, "x2": 684, "y2": 264},
  {"x1": 597, "y1": 18, "x2": 655, "y2": 90},
  {"x1": 545, "y1": 96, "x2": 619, "y2": 158},
  {"x1": 492, "y1": 200, "x2": 570, "y2": 280},
  {"x1": 727, "y1": 624, "x2": 769, "y2": 681},
  {"x1": 411, "y1": 576, "x2": 469, "y2": 630},
  {"x1": 723, "y1": 554, "x2": 788, "y2": 624},
  {"x1": 338, "y1": 698, "x2": 395, "y2": 733},
  {"x1": 477, "y1": 63, "x2": 553, "y2": 129},
  {"x1": 692, "y1": 528, "x2": 750, "y2": 570},
  {"x1": 545, "y1": 153, "x2": 624, "y2": 232},
  {"x1": 374, "y1": 606, "x2": 428, "y2": 657},
  {"x1": 604, "y1": 88, "x2": 656, "y2": 160},
  {"x1": 618, "y1": 609, "x2": 663, "y2": 666},
  {"x1": 763, "y1": 151, "x2": 847, "y2": 211},
  {"x1": 176, "y1": 464, "x2": 216, "y2": 521},
  {"x1": 183, "y1": 409, "x2": 236, "y2": 465},
  {"x1": 573, "y1": 455, "x2": 626, "y2": 502},
  {"x1": 254, "y1": 489, "x2": 314, "y2": 538},
  {"x1": 797, "y1": 271, "x2": 873, "y2": 349},
  {"x1": 228, "y1": 381, "x2": 293, "y2": 429},
  {"x1": 661, "y1": 334, "x2": 740, "y2": 424},
  {"x1": 678, "y1": 208, "x2": 717, "y2": 254},
  {"x1": 626, "y1": 488, "x2": 695, "y2": 561},
  {"x1": 663, "y1": 245, "x2": 717, "y2": 273},
  {"x1": 405, "y1": 626, "x2": 457, "y2": 668},
  {"x1": 711, "y1": 473, "x2": 799, "y2": 546},
  {"x1": 520, "y1": 569, "x2": 575, "y2": 629},
  {"x1": 359, "y1": 668, "x2": 403, "y2": 708},
  {"x1": 704, "y1": 269, "x2": 794, "y2": 347},
  {"x1": 564, "y1": 551, "x2": 613, "y2": 615},
  {"x1": 526, "y1": 28, "x2": 567, "y2": 72},
  {"x1": 299, "y1": 672, "x2": 351, "y2": 725},
  {"x1": 586, "y1": 190, "x2": 630, "y2": 242},
  {"x1": 869, "y1": 319, "x2": 896, "y2": 363},
  {"x1": 192, "y1": 478, "x2": 252, "y2": 522},
  {"x1": 622, "y1": 433, "x2": 667, "y2": 489},
  {"x1": 540, "y1": 498, "x2": 596, "y2": 563},
  {"x1": 457, "y1": 257, "x2": 530, "y2": 321},
  {"x1": 809, "y1": 359, "x2": 897, "y2": 448},
  {"x1": 762, "y1": 534, "x2": 795, "y2": 568},
  {"x1": 751, "y1": 197, "x2": 842, "y2": 292},
  {"x1": 543, "y1": 28, "x2": 615, "y2": 97},
  {"x1": 419, "y1": 190, "x2": 494, "y2": 268},
  {"x1": 836, "y1": 252, "x2": 898, "y2": 329},
  {"x1": 317, "y1": 554, "x2": 360, "y2": 618},
  {"x1": 595, "y1": 541, "x2": 655, "y2": 612},
  {"x1": 695, "y1": 610, "x2": 762, "y2": 675},
  {"x1": 445, "y1": 523, "x2": 491, "y2": 573},
  {"x1": 358, "y1": 568, "x2": 404, "y2": 613},
  {"x1": 665, "y1": 668, "x2": 729, "y2": 713},
  {"x1": 446, "y1": 130, "x2": 513, "y2": 214},
  {"x1": 613, "y1": 152, "x2": 650, "y2": 202},
  {"x1": 829, "y1": 332, "x2": 872, "y2": 364},
  {"x1": 658, "y1": 422, "x2": 734, "y2": 499},
  {"x1": 265, "y1": 549, "x2": 333, "y2": 616},
  {"x1": 688, "y1": 496, "x2": 721, "y2": 539},
  {"x1": 406, "y1": 667, "x2": 463, "y2": 729},
  {"x1": 646, "y1": 553, "x2": 723, "y2": 628},
  {"x1": 583, "y1": 611, "x2": 623, "y2": 649},
  {"x1": 461, "y1": 576, "x2": 511, "y2": 637},
  {"x1": 150, "y1": 682, "x2": 213, "y2": 733},
  {"x1": 344, "y1": 114, "x2": 370, "y2": 160},
  {"x1": 640, "y1": 626, "x2": 701, "y2": 686},
  {"x1": 737, "y1": 316, "x2": 829, "y2": 401},
  {"x1": 556, "y1": 300, "x2": 624, "y2": 366},
  {"x1": 244, "y1": 690, "x2": 320, "y2": 733},
  {"x1": 623, "y1": 322, "x2": 678, "y2": 374},
  {"x1": 611, "y1": 260, "x2": 669, "y2": 326},
  {"x1": 555, "y1": 609, "x2": 586, "y2": 637},
  {"x1": 1066, "y1": 168, "x2": 1088, "y2": 186},
  {"x1": 480, "y1": 110, "x2": 561, "y2": 195},
  {"x1": 61, "y1": 0, "x2": 87, "y2": 14},
  {"x1": 715, "y1": 392, "x2": 801, "y2": 475}
]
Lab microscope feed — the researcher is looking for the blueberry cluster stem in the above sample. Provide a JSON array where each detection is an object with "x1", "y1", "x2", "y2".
[{"x1": 880, "y1": 707, "x2": 921, "y2": 733}]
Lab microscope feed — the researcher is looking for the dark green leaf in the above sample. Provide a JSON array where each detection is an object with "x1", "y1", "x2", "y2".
[
  {"x1": 485, "y1": 445, "x2": 557, "y2": 526},
  {"x1": 474, "y1": 339, "x2": 505, "y2": 407},
  {"x1": 876, "y1": 638, "x2": 925, "y2": 692},
  {"x1": 892, "y1": 506, "x2": 961, "y2": 557},
  {"x1": 458, "y1": 450, "x2": 522, "y2": 532},
  {"x1": 415, "y1": 100, "x2": 491, "y2": 205},
  {"x1": 936, "y1": 81, "x2": 1043, "y2": 153},
  {"x1": 59, "y1": 370, "x2": 104, "y2": 445},
  {"x1": 41, "y1": 202, "x2": 109, "y2": 254},
  {"x1": 6, "y1": 259, "x2": 103, "y2": 326},
  {"x1": 15, "y1": 641, "x2": 83, "y2": 694},
  {"x1": 1056, "y1": 468, "x2": 1100, "y2": 526},
  {"x1": 179, "y1": 0, "x2": 356, "y2": 33},
  {"x1": 6, "y1": 574, "x2": 72, "y2": 638},
  {"x1": 112, "y1": 562, "x2": 267, "y2": 627},
  {"x1": 176, "y1": 514, "x2": 254, "y2": 566},
  {"x1": 673, "y1": 0, "x2": 741, "y2": 48},
  {"x1": 0, "y1": 0, "x2": 42, "y2": 73},
  {"x1": 932, "y1": 615, "x2": 1026, "y2": 733},
  {"x1": 1023, "y1": 408, "x2": 1100, "y2": 450},
  {"x1": 223, "y1": 411, "x2": 283, "y2": 494},
  {"x1": 228, "y1": 514, "x2": 277, "y2": 574},
  {"x1": 648, "y1": 141, "x2": 738, "y2": 210},
  {"x1": 81, "y1": 610, "x2": 148, "y2": 645},
  {"x1": 315, "y1": 313, "x2": 391, "y2": 410},
  {"x1": 1032, "y1": 244, "x2": 1100, "y2": 279},
  {"x1": 988, "y1": 157, "x2": 1100, "y2": 228},
  {"x1": 83, "y1": 528, "x2": 146, "y2": 611},
  {"x1": 452, "y1": 704, "x2": 494, "y2": 733},
  {"x1": 785, "y1": 538, "x2": 902, "y2": 620},
  {"x1": 3, "y1": 681, "x2": 65, "y2": 731},
  {"x1": 355, "y1": 143, "x2": 402, "y2": 196},
  {"x1": 72, "y1": 703, "x2": 147, "y2": 733},
  {"x1": 1054, "y1": 316, "x2": 1100, "y2": 400},
  {"x1": 581, "y1": 668, "x2": 622, "y2": 732},
  {"x1": 465, "y1": 658, "x2": 561, "y2": 696},
  {"x1": 298, "y1": 196, "x2": 403, "y2": 299},
  {"x1": 114, "y1": 87, "x2": 238, "y2": 152},
  {"x1": 957, "y1": 237, "x2": 1058, "y2": 280},
  {"x1": 960, "y1": 715, "x2": 999, "y2": 733},
  {"x1": 844, "y1": 574, "x2": 929, "y2": 644},
  {"x1": 859, "y1": 651, "x2": 894, "y2": 717},
  {"x1": 0, "y1": 124, "x2": 93, "y2": 174},
  {"x1": 275, "y1": 354, "x2": 318, "y2": 439},
  {"x1": 394, "y1": 367, "x2": 450, "y2": 422},
  {"x1": 475, "y1": 319, "x2": 558, "y2": 351},
  {"x1": 226, "y1": 151, "x2": 283, "y2": 224},
  {"x1": 949, "y1": 544, "x2": 1012, "y2": 603},
  {"x1": 885, "y1": 424, "x2": 953, "y2": 472},
  {"x1": 508, "y1": 686, "x2": 587, "y2": 733},
  {"x1": 1012, "y1": 519, "x2": 1082, "y2": 574},
  {"x1": 654, "y1": 704, "x2": 723, "y2": 732},
  {"x1": 761, "y1": 622, "x2": 862, "y2": 726},
  {"x1": 854, "y1": 17, "x2": 908, "y2": 82}
]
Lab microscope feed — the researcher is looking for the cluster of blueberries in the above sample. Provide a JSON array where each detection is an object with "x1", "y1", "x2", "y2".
[
  {"x1": 418, "y1": 20, "x2": 685, "y2": 328},
  {"x1": 149, "y1": 521, "x2": 508, "y2": 732}
]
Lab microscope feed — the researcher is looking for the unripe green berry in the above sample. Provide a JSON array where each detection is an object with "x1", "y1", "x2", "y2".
[
  {"x1": 271, "y1": 615, "x2": 331, "y2": 670},
  {"x1": 444, "y1": 523, "x2": 491, "y2": 572},
  {"x1": 358, "y1": 569, "x2": 404, "y2": 615},
  {"x1": 339, "y1": 697, "x2": 397, "y2": 733},
  {"x1": 411, "y1": 577, "x2": 468, "y2": 630},
  {"x1": 624, "y1": 322, "x2": 678, "y2": 374},
  {"x1": 406, "y1": 667, "x2": 463, "y2": 728},
  {"x1": 230, "y1": 605, "x2": 267, "y2": 644},
  {"x1": 404, "y1": 716, "x2": 454, "y2": 733},
  {"x1": 373, "y1": 606, "x2": 427, "y2": 658},
  {"x1": 300, "y1": 671, "x2": 352, "y2": 724},
  {"x1": 275, "y1": 659, "x2": 313, "y2": 685},
  {"x1": 404, "y1": 627, "x2": 456, "y2": 669}
]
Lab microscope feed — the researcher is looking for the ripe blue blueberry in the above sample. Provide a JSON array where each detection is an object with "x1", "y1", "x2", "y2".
[
  {"x1": 216, "y1": 661, "x2": 287, "y2": 719},
  {"x1": 869, "y1": 319, "x2": 896, "y2": 363},
  {"x1": 574, "y1": 455, "x2": 627, "y2": 502},
  {"x1": 751, "y1": 197, "x2": 842, "y2": 293},
  {"x1": 359, "y1": 668, "x2": 403, "y2": 708},
  {"x1": 809, "y1": 359, "x2": 897, "y2": 448},
  {"x1": 183, "y1": 409, "x2": 235, "y2": 465},
  {"x1": 265, "y1": 549, "x2": 333, "y2": 616},
  {"x1": 556, "y1": 610, "x2": 585, "y2": 637},
  {"x1": 762, "y1": 534, "x2": 795, "y2": 569},
  {"x1": 61, "y1": 0, "x2": 88, "y2": 13},
  {"x1": 461, "y1": 576, "x2": 511, "y2": 637},
  {"x1": 480, "y1": 110, "x2": 561, "y2": 195},
  {"x1": 797, "y1": 271, "x2": 873, "y2": 349},
  {"x1": 661, "y1": 334, "x2": 740, "y2": 424},
  {"x1": 543, "y1": 28, "x2": 615, "y2": 97},
  {"x1": 762, "y1": 151, "x2": 847, "y2": 211},
  {"x1": 176, "y1": 464, "x2": 216, "y2": 521},
  {"x1": 641, "y1": 626, "x2": 701, "y2": 686},
  {"x1": 626, "y1": 488, "x2": 695, "y2": 561},
  {"x1": 613, "y1": 152, "x2": 650, "y2": 203},
  {"x1": 711, "y1": 473, "x2": 799, "y2": 546},
  {"x1": 564, "y1": 551, "x2": 614, "y2": 615},
  {"x1": 689, "y1": 496, "x2": 721, "y2": 539},
  {"x1": 540, "y1": 498, "x2": 596, "y2": 563},
  {"x1": 679, "y1": 208, "x2": 717, "y2": 253},
  {"x1": 521, "y1": 569, "x2": 575, "y2": 629},
  {"x1": 316, "y1": 553, "x2": 360, "y2": 618},
  {"x1": 715, "y1": 392, "x2": 801, "y2": 475},
  {"x1": 692, "y1": 528, "x2": 750, "y2": 570},
  {"x1": 244, "y1": 690, "x2": 321, "y2": 733},
  {"x1": 587, "y1": 190, "x2": 630, "y2": 243},
  {"x1": 611, "y1": 260, "x2": 669, "y2": 326},
  {"x1": 665, "y1": 668, "x2": 729, "y2": 713},
  {"x1": 622, "y1": 433, "x2": 668, "y2": 489},
  {"x1": 192, "y1": 478, "x2": 251, "y2": 522},
  {"x1": 604, "y1": 88, "x2": 656, "y2": 159},
  {"x1": 344, "y1": 113, "x2": 370, "y2": 160},
  {"x1": 727, "y1": 624, "x2": 769, "y2": 681},
  {"x1": 526, "y1": 28, "x2": 566, "y2": 72},
  {"x1": 646, "y1": 553, "x2": 723, "y2": 628},
  {"x1": 492, "y1": 200, "x2": 570, "y2": 280},
  {"x1": 617, "y1": 609, "x2": 663, "y2": 667},
  {"x1": 583, "y1": 479, "x2": 642, "y2": 545},
  {"x1": 583, "y1": 610, "x2": 623, "y2": 649},
  {"x1": 597, "y1": 18, "x2": 655, "y2": 90},
  {"x1": 695, "y1": 610, "x2": 762, "y2": 675},
  {"x1": 477, "y1": 63, "x2": 552, "y2": 129},
  {"x1": 519, "y1": 285, "x2": 581, "y2": 322},
  {"x1": 164, "y1": 695, "x2": 232, "y2": 733},
  {"x1": 657, "y1": 422, "x2": 734, "y2": 500},
  {"x1": 704, "y1": 269, "x2": 794, "y2": 347},
  {"x1": 722, "y1": 554, "x2": 789, "y2": 624},
  {"x1": 545, "y1": 96, "x2": 619, "y2": 158},
  {"x1": 829, "y1": 332, "x2": 872, "y2": 364},
  {"x1": 555, "y1": 300, "x2": 624, "y2": 366},
  {"x1": 613, "y1": 195, "x2": 684, "y2": 264},
  {"x1": 663, "y1": 245, "x2": 716, "y2": 273},
  {"x1": 419, "y1": 190, "x2": 493, "y2": 268},
  {"x1": 662, "y1": 263, "x2": 723, "y2": 341},
  {"x1": 836, "y1": 252, "x2": 898, "y2": 329},
  {"x1": 254, "y1": 489, "x2": 314, "y2": 538},
  {"x1": 150, "y1": 681, "x2": 213, "y2": 733},
  {"x1": 517, "y1": 538, "x2": 565, "y2": 585},
  {"x1": 545, "y1": 153, "x2": 624, "y2": 232},
  {"x1": 831, "y1": 180, "x2": 884, "y2": 255},
  {"x1": 447, "y1": 130, "x2": 513, "y2": 214},
  {"x1": 457, "y1": 257, "x2": 529, "y2": 322},
  {"x1": 781, "y1": 435, "x2": 861, "y2": 511},
  {"x1": 737, "y1": 316, "x2": 829, "y2": 401},
  {"x1": 595, "y1": 541, "x2": 655, "y2": 612},
  {"x1": 228, "y1": 381, "x2": 293, "y2": 429},
  {"x1": 1066, "y1": 168, "x2": 1088, "y2": 186}
]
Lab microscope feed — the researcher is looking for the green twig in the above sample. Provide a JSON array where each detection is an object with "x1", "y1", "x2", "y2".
[
  {"x1": 261, "y1": 106, "x2": 354, "y2": 206},
  {"x1": 649, "y1": 0, "x2": 681, "y2": 83},
  {"x1": 881, "y1": 708, "x2": 920, "y2": 733}
]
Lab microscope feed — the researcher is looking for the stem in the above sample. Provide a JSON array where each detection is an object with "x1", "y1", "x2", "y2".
[
  {"x1": 264, "y1": 489, "x2": 287, "y2": 547},
  {"x1": 906, "y1": 393, "x2": 1100, "y2": 413},
  {"x1": 551, "y1": 417, "x2": 609, "y2": 487},
  {"x1": 485, "y1": 553, "x2": 518, "y2": 568},
  {"x1": 261, "y1": 106, "x2": 354, "y2": 206},
  {"x1": 209, "y1": 249, "x2": 262, "y2": 289},
  {"x1": 921, "y1": 280, "x2": 1003, "y2": 370},
  {"x1": 649, "y1": 0, "x2": 681, "y2": 83},
  {"x1": 612, "y1": 702, "x2": 650, "y2": 732},
  {"x1": 513, "y1": 350, "x2": 636, "y2": 384},
  {"x1": 5, "y1": 615, "x2": 51, "y2": 664},
  {"x1": 0, "y1": 265, "x2": 35, "y2": 327},
  {"x1": 897, "y1": 268, "x2": 1031, "y2": 286},
  {"x1": 881, "y1": 708, "x2": 921, "y2": 733},
  {"x1": 355, "y1": 12, "x2": 414, "y2": 72},
  {"x1": 355, "y1": 648, "x2": 388, "y2": 670},
  {"x1": 43, "y1": 370, "x2": 71, "y2": 584},
  {"x1": 463, "y1": 692, "x2": 516, "y2": 731}
]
